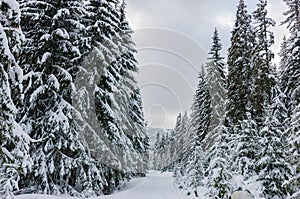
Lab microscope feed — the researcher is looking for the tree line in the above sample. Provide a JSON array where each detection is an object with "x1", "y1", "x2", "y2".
[{"x1": 153, "y1": 0, "x2": 299, "y2": 198}]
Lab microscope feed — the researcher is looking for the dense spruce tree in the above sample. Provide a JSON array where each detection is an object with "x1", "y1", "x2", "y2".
[
  {"x1": 278, "y1": 36, "x2": 290, "y2": 134},
  {"x1": 174, "y1": 111, "x2": 189, "y2": 163},
  {"x1": 0, "y1": 0, "x2": 32, "y2": 197},
  {"x1": 281, "y1": 1, "x2": 300, "y2": 197},
  {"x1": 281, "y1": 0, "x2": 300, "y2": 109},
  {"x1": 79, "y1": 0, "x2": 148, "y2": 193},
  {"x1": 229, "y1": 111, "x2": 259, "y2": 182},
  {"x1": 226, "y1": 0, "x2": 255, "y2": 125},
  {"x1": 204, "y1": 28, "x2": 226, "y2": 151},
  {"x1": 225, "y1": 0, "x2": 261, "y2": 185},
  {"x1": 169, "y1": 113, "x2": 183, "y2": 166},
  {"x1": 184, "y1": 135, "x2": 205, "y2": 198},
  {"x1": 204, "y1": 29, "x2": 231, "y2": 199},
  {"x1": 83, "y1": 0, "x2": 141, "y2": 177},
  {"x1": 173, "y1": 111, "x2": 191, "y2": 185},
  {"x1": 285, "y1": 102, "x2": 300, "y2": 199},
  {"x1": 255, "y1": 79, "x2": 291, "y2": 199},
  {"x1": 205, "y1": 129, "x2": 232, "y2": 199},
  {"x1": 189, "y1": 71, "x2": 211, "y2": 145},
  {"x1": 18, "y1": 0, "x2": 106, "y2": 196},
  {"x1": 117, "y1": 1, "x2": 148, "y2": 171},
  {"x1": 181, "y1": 71, "x2": 210, "y2": 196},
  {"x1": 251, "y1": 0, "x2": 276, "y2": 128}
]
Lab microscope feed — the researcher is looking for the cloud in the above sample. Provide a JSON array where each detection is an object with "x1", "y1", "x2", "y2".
[
  {"x1": 126, "y1": 0, "x2": 290, "y2": 128},
  {"x1": 216, "y1": 14, "x2": 234, "y2": 27}
]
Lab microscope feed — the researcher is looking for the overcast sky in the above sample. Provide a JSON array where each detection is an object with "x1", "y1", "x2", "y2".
[{"x1": 126, "y1": 0, "x2": 289, "y2": 129}]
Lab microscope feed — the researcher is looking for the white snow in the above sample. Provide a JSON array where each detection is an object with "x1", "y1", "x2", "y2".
[
  {"x1": 0, "y1": 24, "x2": 13, "y2": 59},
  {"x1": 230, "y1": 190, "x2": 254, "y2": 199},
  {"x1": 41, "y1": 52, "x2": 51, "y2": 64},
  {"x1": 54, "y1": 29, "x2": 70, "y2": 39},
  {"x1": 40, "y1": 34, "x2": 51, "y2": 41},
  {"x1": 3, "y1": 0, "x2": 21, "y2": 20},
  {"x1": 16, "y1": 171, "x2": 194, "y2": 199}
]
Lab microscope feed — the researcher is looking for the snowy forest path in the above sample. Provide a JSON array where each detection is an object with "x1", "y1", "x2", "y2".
[
  {"x1": 17, "y1": 171, "x2": 191, "y2": 199},
  {"x1": 100, "y1": 171, "x2": 187, "y2": 199}
]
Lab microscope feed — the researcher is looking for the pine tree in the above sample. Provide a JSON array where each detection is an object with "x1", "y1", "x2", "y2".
[
  {"x1": 184, "y1": 139, "x2": 205, "y2": 198},
  {"x1": 174, "y1": 112, "x2": 189, "y2": 163},
  {"x1": 0, "y1": 0, "x2": 32, "y2": 197},
  {"x1": 278, "y1": 36, "x2": 290, "y2": 135},
  {"x1": 226, "y1": 0, "x2": 255, "y2": 125},
  {"x1": 229, "y1": 111, "x2": 259, "y2": 181},
  {"x1": 167, "y1": 113, "x2": 182, "y2": 167},
  {"x1": 83, "y1": 0, "x2": 141, "y2": 176},
  {"x1": 256, "y1": 80, "x2": 291, "y2": 199},
  {"x1": 204, "y1": 28, "x2": 231, "y2": 199},
  {"x1": 285, "y1": 103, "x2": 300, "y2": 199},
  {"x1": 189, "y1": 71, "x2": 211, "y2": 145},
  {"x1": 179, "y1": 71, "x2": 210, "y2": 196},
  {"x1": 251, "y1": 0, "x2": 276, "y2": 128},
  {"x1": 205, "y1": 130, "x2": 232, "y2": 199},
  {"x1": 80, "y1": 0, "x2": 148, "y2": 192},
  {"x1": 173, "y1": 112, "x2": 191, "y2": 188},
  {"x1": 19, "y1": 0, "x2": 103, "y2": 196},
  {"x1": 281, "y1": 0, "x2": 300, "y2": 111},
  {"x1": 281, "y1": 1, "x2": 300, "y2": 197},
  {"x1": 174, "y1": 113, "x2": 182, "y2": 134},
  {"x1": 204, "y1": 28, "x2": 226, "y2": 151},
  {"x1": 117, "y1": 1, "x2": 148, "y2": 172},
  {"x1": 225, "y1": 0, "x2": 261, "y2": 186}
]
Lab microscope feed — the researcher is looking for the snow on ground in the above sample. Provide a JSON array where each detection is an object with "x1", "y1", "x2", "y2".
[{"x1": 16, "y1": 171, "x2": 196, "y2": 199}]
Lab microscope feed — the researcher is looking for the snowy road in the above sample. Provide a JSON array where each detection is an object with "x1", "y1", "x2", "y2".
[
  {"x1": 17, "y1": 171, "x2": 191, "y2": 199},
  {"x1": 100, "y1": 171, "x2": 186, "y2": 199}
]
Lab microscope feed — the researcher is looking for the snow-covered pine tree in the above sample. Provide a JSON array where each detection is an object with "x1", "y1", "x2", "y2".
[
  {"x1": 84, "y1": 0, "x2": 137, "y2": 171},
  {"x1": 173, "y1": 111, "x2": 191, "y2": 187},
  {"x1": 205, "y1": 129, "x2": 232, "y2": 199},
  {"x1": 117, "y1": 1, "x2": 148, "y2": 172},
  {"x1": 176, "y1": 111, "x2": 190, "y2": 160},
  {"x1": 251, "y1": 0, "x2": 276, "y2": 128},
  {"x1": 204, "y1": 28, "x2": 226, "y2": 151},
  {"x1": 226, "y1": 0, "x2": 255, "y2": 126},
  {"x1": 278, "y1": 36, "x2": 290, "y2": 135},
  {"x1": 280, "y1": 0, "x2": 300, "y2": 111},
  {"x1": 189, "y1": 71, "x2": 211, "y2": 145},
  {"x1": 180, "y1": 71, "x2": 210, "y2": 196},
  {"x1": 163, "y1": 113, "x2": 183, "y2": 169},
  {"x1": 225, "y1": 0, "x2": 260, "y2": 184},
  {"x1": 68, "y1": 0, "x2": 126, "y2": 194},
  {"x1": 184, "y1": 137, "x2": 205, "y2": 198},
  {"x1": 19, "y1": 0, "x2": 104, "y2": 196},
  {"x1": 281, "y1": 1, "x2": 300, "y2": 197},
  {"x1": 228, "y1": 110, "x2": 259, "y2": 183},
  {"x1": 285, "y1": 102, "x2": 300, "y2": 199},
  {"x1": 0, "y1": 0, "x2": 32, "y2": 197},
  {"x1": 81, "y1": 0, "x2": 148, "y2": 193},
  {"x1": 255, "y1": 76, "x2": 291, "y2": 199},
  {"x1": 204, "y1": 28, "x2": 231, "y2": 199},
  {"x1": 174, "y1": 113, "x2": 182, "y2": 134}
]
